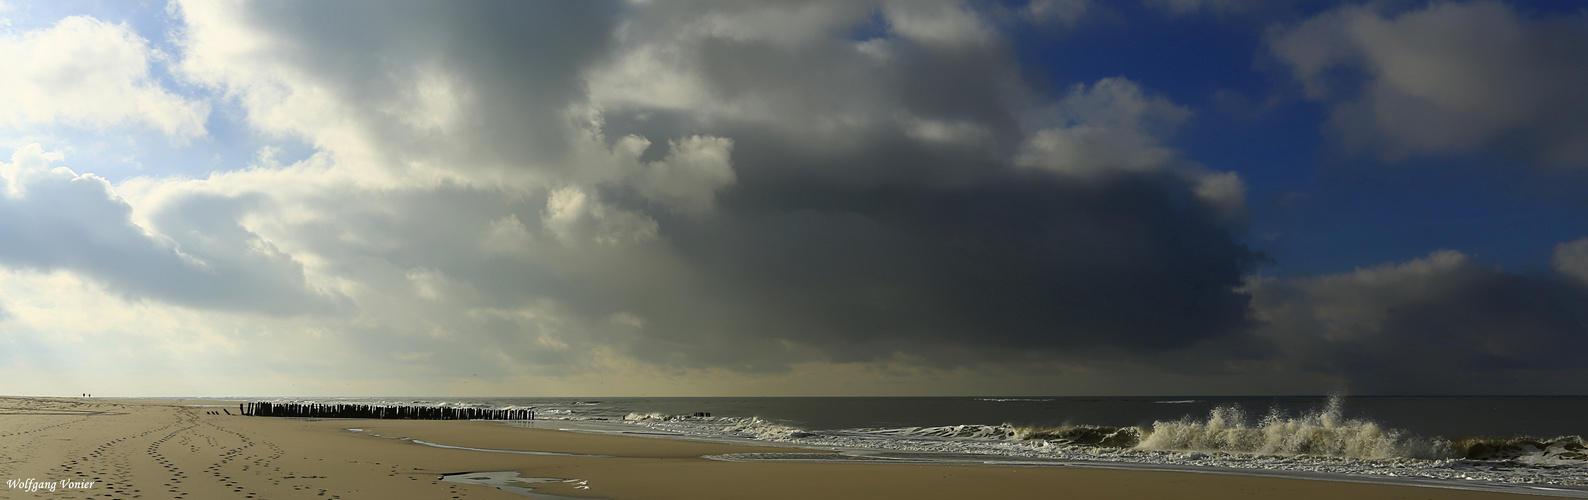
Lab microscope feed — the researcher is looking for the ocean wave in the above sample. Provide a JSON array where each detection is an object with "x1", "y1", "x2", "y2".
[
  {"x1": 723, "y1": 417, "x2": 818, "y2": 439},
  {"x1": 854, "y1": 424, "x2": 1143, "y2": 448},
  {"x1": 269, "y1": 396, "x2": 1588, "y2": 487},
  {"x1": 1455, "y1": 436, "x2": 1588, "y2": 464},
  {"x1": 851, "y1": 424, "x2": 1016, "y2": 440},
  {"x1": 1017, "y1": 425, "x2": 1143, "y2": 447},
  {"x1": 625, "y1": 413, "x2": 817, "y2": 439},
  {"x1": 624, "y1": 412, "x2": 674, "y2": 422},
  {"x1": 612, "y1": 406, "x2": 1587, "y2": 487},
  {"x1": 1135, "y1": 395, "x2": 1450, "y2": 460},
  {"x1": 620, "y1": 400, "x2": 1586, "y2": 467}
]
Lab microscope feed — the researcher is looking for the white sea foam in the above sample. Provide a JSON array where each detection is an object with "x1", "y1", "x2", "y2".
[
  {"x1": 624, "y1": 412, "x2": 673, "y2": 422},
  {"x1": 613, "y1": 401, "x2": 1588, "y2": 489},
  {"x1": 1457, "y1": 436, "x2": 1588, "y2": 465},
  {"x1": 624, "y1": 414, "x2": 817, "y2": 440},
  {"x1": 271, "y1": 396, "x2": 1588, "y2": 490},
  {"x1": 853, "y1": 424, "x2": 1015, "y2": 440},
  {"x1": 723, "y1": 417, "x2": 818, "y2": 439},
  {"x1": 1135, "y1": 396, "x2": 1450, "y2": 460}
]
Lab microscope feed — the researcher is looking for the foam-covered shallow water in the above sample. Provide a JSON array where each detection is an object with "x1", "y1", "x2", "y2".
[
  {"x1": 439, "y1": 471, "x2": 593, "y2": 499},
  {"x1": 620, "y1": 403, "x2": 1587, "y2": 493},
  {"x1": 244, "y1": 395, "x2": 1588, "y2": 495}
]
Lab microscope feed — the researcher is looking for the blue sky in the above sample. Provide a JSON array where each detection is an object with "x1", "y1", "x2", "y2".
[
  {"x1": 0, "y1": 0, "x2": 1585, "y2": 396},
  {"x1": 1011, "y1": 1, "x2": 1588, "y2": 277}
]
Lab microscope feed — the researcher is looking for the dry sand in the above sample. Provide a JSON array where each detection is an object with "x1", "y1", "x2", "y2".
[{"x1": 0, "y1": 397, "x2": 1558, "y2": 499}]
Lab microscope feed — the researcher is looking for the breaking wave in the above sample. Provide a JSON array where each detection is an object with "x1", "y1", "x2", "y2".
[
  {"x1": 1017, "y1": 425, "x2": 1144, "y2": 447},
  {"x1": 626, "y1": 413, "x2": 816, "y2": 439},
  {"x1": 624, "y1": 397, "x2": 1585, "y2": 468},
  {"x1": 722, "y1": 417, "x2": 818, "y2": 439},
  {"x1": 853, "y1": 396, "x2": 1451, "y2": 460},
  {"x1": 274, "y1": 395, "x2": 1588, "y2": 488},
  {"x1": 1455, "y1": 436, "x2": 1588, "y2": 464},
  {"x1": 624, "y1": 412, "x2": 672, "y2": 422},
  {"x1": 1134, "y1": 396, "x2": 1451, "y2": 459},
  {"x1": 857, "y1": 424, "x2": 1143, "y2": 447}
]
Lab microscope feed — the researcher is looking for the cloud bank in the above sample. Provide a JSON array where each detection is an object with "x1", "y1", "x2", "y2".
[
  {"x1": 0, "y1": 0, "x2": 1582, "y2": 395},
  {"x1": 1244, "y1": 250, "x2": 1588, "y2": 394}
]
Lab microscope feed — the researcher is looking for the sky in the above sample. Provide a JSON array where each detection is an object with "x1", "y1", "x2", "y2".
[{"x1": 0, "y1": 0, "x2": 1585, "y2": 397}]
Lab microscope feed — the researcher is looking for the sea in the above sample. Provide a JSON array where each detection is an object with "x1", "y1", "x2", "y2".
[{"x1": 244, "y1": 395, "x2": 1588, "y2": 497}]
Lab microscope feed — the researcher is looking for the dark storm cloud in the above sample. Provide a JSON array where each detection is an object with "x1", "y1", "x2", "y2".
[
  {"x1": 645, "y1": 172, "x2": 1263, "y2": 364},
  {"x1": 183, "y1": 0, "x2": 621, "y2": 172},
  {"x1": 559, "y1": 2, "x2": 1263, "y2": 366},
  {"x1": 1244, "y1": 251, "x2": 1588, "y2": 394},
  {"x1": 175, "y1": 0, "x2": 1267, "y2": 370},
  {"x1": 184, "y1": 0, "x2": 1583, "y2": 383},
  {"x1": 105, "y1": 0, "x2": 1584, "y2": 393}
]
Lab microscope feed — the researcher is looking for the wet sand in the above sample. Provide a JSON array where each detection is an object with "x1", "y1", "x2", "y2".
[{"x1": 0, "y1": 397, "x2": 1561, "y2": 499}]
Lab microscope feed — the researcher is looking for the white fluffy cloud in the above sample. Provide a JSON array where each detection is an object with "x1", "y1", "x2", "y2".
[
  {"x1": 1144, "y1": 0, "x2": 1257, "y2": 16},
  {"x1": 692, "y1": 2, "x2": 870, "y2": 50},
  {"x1": 585, "y1": 0, "x2": 1030, "y2": 151},
  {"x1": 0, "y1": 16, "x2": 208, "y2": 137},
  {"x1": 882, "y1": 0, "x2": 996, "y2": 47},
  {"x1": 541, "y1": 186, "x2": 659, "y2": 246},
  {"x1": 1017, "y1": 77, "x2": 1190, "y2": 176},
  {"x1": 1021, "y1": 0, "x2": 1091, "y2": 26},
  {"x1": 629, "y1": 135, "x2": 736, "y2": 213},
  {"x1": 1016, "y1": 78, "x2": 1244, "y2": 222},
  {"x1": 1553, "y1": 237, "x2": 1588, "y2": 285},
  {"x1": 0, "y1": 144, "x2": 339, "y2": 315},
  {"x1": 480, "y1": 214, "x2": 533, "y2": 255},
  {"x1": 1269, "y1": 1, "x2": 1588, "y2": 167},
  {"x1": 172, "y1": 0, "x2": 745, "y2": 213}
]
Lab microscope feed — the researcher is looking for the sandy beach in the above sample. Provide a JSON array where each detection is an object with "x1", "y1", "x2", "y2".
[{"x1": 0, "y1": 397, "x2": 1562, "y2": 499}]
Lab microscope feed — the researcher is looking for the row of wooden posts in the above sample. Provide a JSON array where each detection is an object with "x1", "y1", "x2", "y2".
[{"x1": 241, "y1": 402, "x2": 533, "y2": 420}]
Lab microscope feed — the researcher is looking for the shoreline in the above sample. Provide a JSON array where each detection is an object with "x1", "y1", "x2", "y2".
[
  {"x1": 0, "y1": 396, "x2": 1579, "y2": 499},
  {"x1": 510, "y1": 419, "x2": 1588, "y2": 499}
]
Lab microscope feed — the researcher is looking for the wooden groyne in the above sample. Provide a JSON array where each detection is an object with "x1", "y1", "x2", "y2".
[{"x1": 240, "y1": 402, "x2": 533, "y2": 420}]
